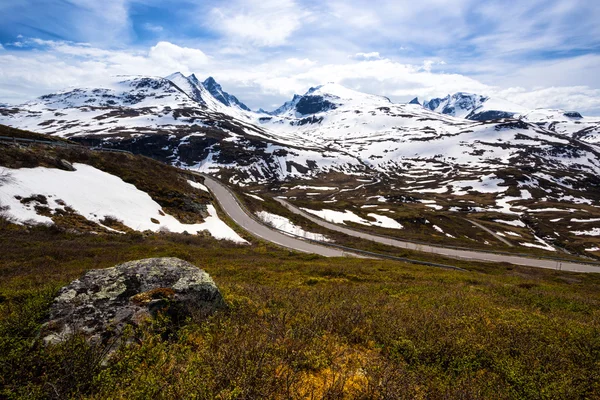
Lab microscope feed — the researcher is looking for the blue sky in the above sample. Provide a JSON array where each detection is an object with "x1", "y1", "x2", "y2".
[{"x1": 1, "y1": 0, "x2": 600, "y2": 114}]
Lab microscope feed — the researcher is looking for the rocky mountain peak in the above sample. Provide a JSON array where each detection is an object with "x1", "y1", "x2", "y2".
[{"x1": 201, "y1": 76, "x2": 250, "y2": 111}]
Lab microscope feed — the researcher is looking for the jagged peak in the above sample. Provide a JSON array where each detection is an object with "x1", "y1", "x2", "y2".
[
  {"x1": 203, "y1": 76, "x2": 220, "y2": 88},
  {"x1": 187, "y1": 73, "x2": 201, "y2": 84},
  {"x1": 165, "y1": 72, "x2": 186, "y2": 81},
  {"x1": 302, "y1": 82, "x2": 390, "y2": 104}
]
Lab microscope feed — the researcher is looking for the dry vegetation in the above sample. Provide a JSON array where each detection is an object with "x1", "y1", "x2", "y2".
[{"x1": 1, "y1": 223, "x2": 600, "y2": 399}]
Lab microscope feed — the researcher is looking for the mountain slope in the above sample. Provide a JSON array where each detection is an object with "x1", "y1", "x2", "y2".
[
  {"x1": 521, "y1": 108, "x2": 600, "y2": 143},
  {"x1": 424, "y1": 92, "x2": 527, "y2": 121},
  {"x1": 0, "y1": 76, "x2": 360, "y2": 183},
  {"x1": 202, "y1": 77, "x2": 251, "y2": 111}
]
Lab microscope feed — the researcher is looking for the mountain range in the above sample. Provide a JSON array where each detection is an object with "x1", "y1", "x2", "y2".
[{"x1": 1, "y1": 73, "x2": 600, "y2": 204}]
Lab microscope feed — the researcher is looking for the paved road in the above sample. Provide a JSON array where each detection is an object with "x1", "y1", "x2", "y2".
[
  {"x1": 274, "y1": 198, "x2": 600, "y2": 274},
  {"x1": 467, "y1": 219, "x2": 513, "y2": 247},
  {"x1": 200, "y1": 174, "x2": 360, "y2": 258}
]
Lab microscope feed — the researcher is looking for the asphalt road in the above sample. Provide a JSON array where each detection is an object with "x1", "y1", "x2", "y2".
[
  {"x1": 274, "y1": 198, "x2": 600, "y2": 274},
  {"x1": 200, "y1": 175, "x2": 359, "y2": 258}
]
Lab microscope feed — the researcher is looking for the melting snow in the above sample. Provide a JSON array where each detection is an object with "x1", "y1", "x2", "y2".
[
  {"x1": 520, "y1": 236, "x2": 555, "y2": 251},
  {"x1": 301, "y1": 208, "x2": 370, "y2": 225},
  {"x1": 571, "y1": 228, "x2": 600, "y2": 236},
  {"x1": 301, "y1": 207, "x2": 403, "y2": 229},
  {"x1": 256, "y1": 211, "x2": 330, "y2": 241},
  {"x1": 290, "y1": 185, "x2": 337, "y2": 191},
  {"x1": 0, "y1": 164, "x2": 247, "y2": 243},
  {"x1": 366, "y1": 213, "x2": 404, "y2": 229},
  {"x1": 245, "y1": 193, "x2": 264, "y2": 201},
  {"x1": 571, "y1": 218, "x2": 600, "y2": 223},
  {"x1": 187, "y1": 180, "x2": 209, "y2": 192},
  {"x1": 494, "y1": 219, "x2": 526, "y2": 227},
  {"x1": 433, "y1": 225, "x2": 444, "y2": 233}
]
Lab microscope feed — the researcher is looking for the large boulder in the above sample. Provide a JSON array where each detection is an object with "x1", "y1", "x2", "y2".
[{"x1": 43, "y1": 257, "x2": 225, "y2": 344}]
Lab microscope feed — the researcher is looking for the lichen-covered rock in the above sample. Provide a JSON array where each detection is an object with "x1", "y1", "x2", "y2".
[{"x1": 43, "y1": 257, "x2": 225, "y2": 344}]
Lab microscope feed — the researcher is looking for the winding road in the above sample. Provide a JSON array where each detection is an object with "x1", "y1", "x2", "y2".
[
  {"x1": 201, "y1": 174, "x2": 361, "y2": 258},
  {"x1": 274, "y1": 198, "x2": 600, "y2": 273},
  {"x1": 199, "y1": 172, "x2": 600, "y2": 273}
]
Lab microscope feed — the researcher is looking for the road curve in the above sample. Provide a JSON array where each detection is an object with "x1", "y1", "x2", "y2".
[
  {"x1": 200, "y1": 174, "x2": 359, "y2": 258},
  {"x1": 275, "y1": 198, "x2": 600, "y2": 274}
]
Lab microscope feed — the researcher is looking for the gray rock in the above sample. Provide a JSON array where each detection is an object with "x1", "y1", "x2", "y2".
[
  {"x1": 57, "y1": 159, "x2": 76, "y2": 171},
  {"x1": 43, "y1": 257, "x2": 225, "y2": 344}
]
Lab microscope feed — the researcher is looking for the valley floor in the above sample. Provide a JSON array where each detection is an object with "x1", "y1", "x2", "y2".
[{"x1": 1, "y1": 225, "x2": 600, "y2": 399}]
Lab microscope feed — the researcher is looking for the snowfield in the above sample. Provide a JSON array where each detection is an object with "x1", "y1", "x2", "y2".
[
  {"x1": 0, "y1": 164, "x2": 247, "y2": 243},
  {"x1": 256, "y1": 211, "x2": 331, "y2": 241},
  {"x1": 300, "y1": 207, "x2": 403, "y2": 229}
]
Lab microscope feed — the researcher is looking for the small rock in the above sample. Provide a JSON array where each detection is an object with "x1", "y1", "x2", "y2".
[
  {"x1": 57, "y1": 159, "x2": 76, "y2": 171},
  {"x1": 42, "y1": 257, "x2": 225, "y2": 345}
]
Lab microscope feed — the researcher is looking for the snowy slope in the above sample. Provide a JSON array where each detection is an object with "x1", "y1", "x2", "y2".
[
  {"x1": 272, "y1": 83, "x2": 391, "y2": 119},
  {"x1": 423, "y1": 93, "x2": 527, "y2": 121},
  {"x1": 521, "y1": 109, "x2": 600, "y2": 143},
  {"x1": 0, "y1": 76, "x2": 208, "y2": 137},
  {"x1": 0, "y1": 163, "x2": 246, "y2": 242},
  {"x1": 0, "y1": 75, "x2": 362, "y2": 183},
  {"x1": 202, "y1": 77, "x2": 251, "y2": 111}
]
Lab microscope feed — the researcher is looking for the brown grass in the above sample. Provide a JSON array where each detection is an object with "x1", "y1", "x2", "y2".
[{"x1": 1, "y1": 224, "x2": 600, "y2": 399}]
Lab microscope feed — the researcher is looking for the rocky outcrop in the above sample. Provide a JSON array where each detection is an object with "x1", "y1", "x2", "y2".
[{"x1": 43, "y1": 257, "x2": 225, "y2": 344}]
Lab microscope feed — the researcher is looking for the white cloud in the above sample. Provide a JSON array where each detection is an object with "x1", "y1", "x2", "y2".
[
  {"x1": 1, "y1": 38, "x2": 600, "y2": 116},
  {"x1": 352, "y1": 52, "x2": 382, "y2": 61},
  {"x1": 285, "y1": 58, "x2": 316, "y2": 68},
  {"x1": 328, "y1": 2, "x2": 380, "y2": 28},
  {"x1": 498, "y1": 86, "x2": 600, "y2": 113},
  {"x1": 207, "y1": 0, "x2": 308, "y2": 47},
  {"x1": 0, "y1": 40, "x2": 212, "y2": 103},
  {"x1": 68, "y1": 0, "x2": 131, "y2": 44},
  {"x1": 148, "y1": 42, "x2": 210, "y2": 74}
]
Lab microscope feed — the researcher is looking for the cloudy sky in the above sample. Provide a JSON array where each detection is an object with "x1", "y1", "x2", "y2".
[{"x1": 1, "y1": 0, "x2": 600, "y2": 114}]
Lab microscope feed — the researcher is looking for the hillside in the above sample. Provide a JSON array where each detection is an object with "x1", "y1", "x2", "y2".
[
  {"x1": 0, "y1": 132, "x2": 245, "y2": 242},
  {"x1": 2, "y1": 216, "x2": 600, "y2": 399},
  {"x1": 1, "y1": 125, "x2": 600, "y2": 399}
]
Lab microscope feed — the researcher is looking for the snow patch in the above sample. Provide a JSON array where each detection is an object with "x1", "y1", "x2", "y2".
[
  {"x1": 187, "y1": 180, "x2": 209, "y2": 192},
  {"x1": 494, "y1": 219, "x2": 526, "y2": 227},
  {"x1": 256, "y1": 211, "x2": 330, "y2": 241},
  {"x1": 245, "y1": 193, "x2": 265, "y2": 201},
  {"x1": 1, "y1": 165, "x2": 246, "y2": 243},
  {"x1": 366, "y1": 213, "x2": 404, "y2": 229}
]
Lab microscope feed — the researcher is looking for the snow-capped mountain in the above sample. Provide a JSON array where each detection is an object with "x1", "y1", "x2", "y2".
[
  {"x1": 202, "y1": 77, "x2": 250, "y2": 112},
  {"x1": 423, "y1": 92, "x2": 527, "y2": 121},
  {"x1": 165, "y1": 72, "x2": 252, "y2": 119},
  {"x1": 269, "y1": 94, "x2": 302, "y2": 115},
  {"x1": 269, "y1": 83, "x2": 392, "y2": 118},
  {"x1": 2, "y1": 75, "x2": 600, "y2": 210},
  {"x1": 3, "y1": 76, "x2": 600, "y2": 255},
  {"x1": 0, "y1": 75, "x2": 362, "y2": 182}
]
